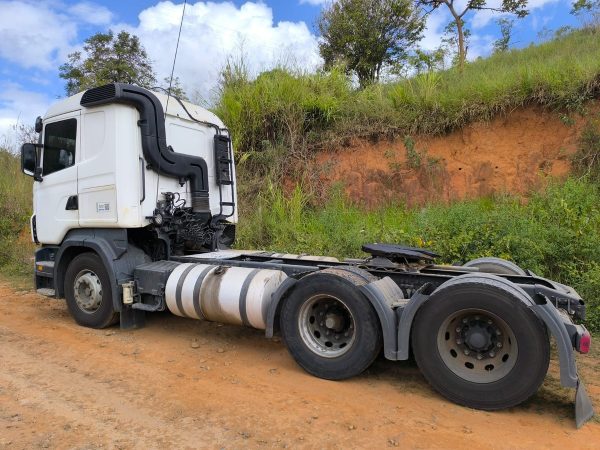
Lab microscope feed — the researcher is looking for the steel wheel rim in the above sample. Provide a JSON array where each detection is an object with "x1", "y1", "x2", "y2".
[
  {"x1": 73, "y1": 269, "x2": 103, "y2": 314},
  {"x1": 298, "y1": 295, "x2": 356, "y2": 358},
  {"x1": 437, "y1": 308, "x2": 518, "y2": 384}
]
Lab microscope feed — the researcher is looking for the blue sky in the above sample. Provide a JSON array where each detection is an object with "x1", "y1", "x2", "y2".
[{"x1": 0, "y1": 0, "x2": 582, "y2": 145}]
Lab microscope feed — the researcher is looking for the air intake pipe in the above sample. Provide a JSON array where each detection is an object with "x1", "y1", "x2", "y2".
[{"x1": 80, "y1": 83, "x2": 210, "y2": 214}]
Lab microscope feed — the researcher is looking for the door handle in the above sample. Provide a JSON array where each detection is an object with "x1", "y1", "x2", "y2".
[
  {"x1": 139, "y1": 157, "x2": 146, "y2": 204},
  {"x1": 66, "y1": 195, "x2": 78, "y2": 210}
]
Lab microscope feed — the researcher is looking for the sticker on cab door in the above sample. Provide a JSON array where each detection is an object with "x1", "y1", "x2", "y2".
[{"x1": 96, "y1": 202, "x2": 110, "y2": 212}]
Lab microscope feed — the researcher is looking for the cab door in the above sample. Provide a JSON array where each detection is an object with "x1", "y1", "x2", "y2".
[{"x1": 34, "y1": 111, "x2": 80, "y2": 244}]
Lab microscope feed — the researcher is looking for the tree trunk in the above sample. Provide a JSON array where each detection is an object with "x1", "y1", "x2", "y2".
[{"x1": 456, "y1": 20, "x2": 466, "y2": 72}]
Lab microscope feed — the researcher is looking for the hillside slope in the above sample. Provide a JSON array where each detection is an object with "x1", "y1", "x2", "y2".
[{"x1": 314, "y1": 103, "x2": 598, "y2": 206}]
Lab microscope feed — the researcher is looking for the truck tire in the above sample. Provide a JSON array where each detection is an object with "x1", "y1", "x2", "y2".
[
  {"x1": 280, "y1": 272, "x2": 382, "y2": 380},
  {"x1": 463, "y1": 257, "x2": 526, "y2": 275},
  {"x1": 411, "y1": 278, "x2": 549, "y2": 410},
  {"x1": 64, "y1": 252, "x2": 118, "y2": 329}
]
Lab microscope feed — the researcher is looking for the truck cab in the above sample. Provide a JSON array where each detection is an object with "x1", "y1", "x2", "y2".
[{"x1": 24, "y1": 86, "x2": 237, "y2": 246}]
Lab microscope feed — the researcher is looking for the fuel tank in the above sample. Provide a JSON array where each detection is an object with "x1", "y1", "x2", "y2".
[{"x1": 165, "y1": 263, "x2": 288, "y2": 329}]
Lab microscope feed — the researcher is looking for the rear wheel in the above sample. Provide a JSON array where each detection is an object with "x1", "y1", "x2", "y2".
[
  {"x1": 412, "y1": 276, "x2": 549, "y2": 410},
  {"x1": 280, "y1": 272, "x2": 382, "y2": 380},
  {"x1": 64, "y1": 253, "x2": 118, "y2": 329},
  {"x1": 463, "y1": 257, "x2": 525, "y2": 275}
]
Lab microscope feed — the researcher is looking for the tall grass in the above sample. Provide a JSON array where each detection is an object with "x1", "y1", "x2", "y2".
[
  {"x1": 0, "y1": 148, "x2": 35, "y2": 275},
  {"x1": 237, "y1": 179, "x2": 600, "y2": 332},
  {"x1": 214, "y1": 29, "x2": 600, "y2": 164}
]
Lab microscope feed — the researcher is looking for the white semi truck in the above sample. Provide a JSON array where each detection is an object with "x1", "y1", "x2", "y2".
[{"x1": 21, "y1": 83, "x2": 594, "y2": 426}]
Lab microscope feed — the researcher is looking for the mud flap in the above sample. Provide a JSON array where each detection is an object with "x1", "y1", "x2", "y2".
[
  {"x1": 532, "y1": 301, "x2": 595, "y2": 428},
  {"x1": 576, "y1": 379, "x2": 595, "y2": 429}
]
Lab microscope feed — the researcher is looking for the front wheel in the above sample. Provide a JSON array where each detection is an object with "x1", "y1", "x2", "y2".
[
  {"x1": 411, "y1": 276, "x2": 549, "y2": 410},
  {"x1": 64, "y1": 252, "x2": 118, "y2": 329},
  {"x1": 280, "y1": 271, "x2": 382, "y2": 380}
]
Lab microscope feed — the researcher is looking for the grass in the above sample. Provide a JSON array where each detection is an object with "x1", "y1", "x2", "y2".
[
  {"x1": 0, "y1": 149, "x2": 35, "y2": 276},
  {"x1": 236, "y1": 179, "x2": 600, "y2": 333},
  {"x1": 214, "y1": 28, "x2": 600, "y2": 168}
]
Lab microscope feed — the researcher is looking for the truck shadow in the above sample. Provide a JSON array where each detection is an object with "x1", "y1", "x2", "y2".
[{"x1": 141, "y1": 309, "x2": 581, "y2": 427}]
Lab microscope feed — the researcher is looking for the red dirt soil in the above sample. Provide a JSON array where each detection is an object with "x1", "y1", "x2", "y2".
[
  {"x1": 315, "y1": 105, "x2": 598, "y2": 207},
  {"x1": 1, "y1": 281, "x2": 599, "y2": 449}
]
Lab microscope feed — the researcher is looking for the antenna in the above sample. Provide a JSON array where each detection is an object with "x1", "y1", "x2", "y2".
[{"x1": 156, "y1": 0, "x2": 188, "y2": 204}]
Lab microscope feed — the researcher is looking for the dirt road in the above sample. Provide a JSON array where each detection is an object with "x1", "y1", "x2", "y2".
[{"x1": 0, "y1": 280, "x2": 598, "y2": 449}]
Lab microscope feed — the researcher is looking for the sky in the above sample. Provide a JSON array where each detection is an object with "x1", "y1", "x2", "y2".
[{"x1": 0, "y1": 0, "x2": 582, "y2": 146}]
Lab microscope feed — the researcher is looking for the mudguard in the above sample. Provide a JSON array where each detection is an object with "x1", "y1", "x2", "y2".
[
  {"x1": 359, "y1": 277, "x2": 404, "y2": 360},
  {"x1": 265, "y1": 277, "x2": 298, "y2": 338}
]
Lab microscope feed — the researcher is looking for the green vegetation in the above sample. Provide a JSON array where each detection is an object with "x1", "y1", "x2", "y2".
[
  {"x1": 0, "y1": 149, "x2": 35, "y2": 275},
  {"x1": 417, "y1": 0, "x2": 529, "y2": 71},
  {"x1": 318, "y1": 0, "x2": 424, "y2": 87},
  {"x1": 572, "y1": 117, "x2": 600, "y2": 182},
  {"x1": 236, "y1": 179, "x2": 600, "y2": 332},
  {"x1": 215, "y1": 29, "x2": 600, "y2": 166}
]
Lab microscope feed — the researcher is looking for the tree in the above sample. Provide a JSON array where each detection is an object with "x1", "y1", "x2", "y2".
[
  {"x1": 161, "y1": 76, "x2": 189, "y2": 101},
  {"x1": 572, "y1": 0, "x2": 600, "y2": 29},
  {"x1": 418, "y1": 1, "x2": 528, "y2": 71},
  {"x1": 318, "y1": 0, "x2": 424, "y2": 88},
  {"x1": 492, "y1": 17, "x2": 515, "y2": 53},
  {"x1": 442, "y1": 20, "x2": 471, "y2": 66},
  {"x1": 59, "y1": 30, "x2": 157, "y2": 96},
  {"x1": 407, "y1": 47, "x2": 447, "y2": 74}
]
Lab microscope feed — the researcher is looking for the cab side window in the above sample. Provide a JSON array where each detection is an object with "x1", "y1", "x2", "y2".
[{"x1": 43, "y1": 119, "x2": 77, "y2": 175}]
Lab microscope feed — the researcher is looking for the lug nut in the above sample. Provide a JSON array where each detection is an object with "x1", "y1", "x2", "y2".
[
  {"x1": 476, "y1": 354, "x2": 483, "y2": 360},
  {"x1": 456, "y1": 327, "x2": 462, "y2": 333},
  {"x1": 497, "y1": 342, "x2": 503, "y2": 348},
  {"x1": 463, "y1": 349, "x2": 470, "y2": 356},
  {"x1": 487, "y1": 319, "x2": 492, "y2": 325},
  {"x1": 462, "y1": 318, "x2": 468, "y2": 324},
  {"x1": 456, "y1": 339, "x2": 462, "y2": 345},
  {"x1": 489, "y1": 351, "x2": 495, "y2": 357}
]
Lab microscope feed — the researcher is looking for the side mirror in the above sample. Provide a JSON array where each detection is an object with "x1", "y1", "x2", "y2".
[
  {"x1": 35, "y1": 116, "x2": 43, "y2": 133},
  {"x1": 21, "y1": 143, "x2": 42, "y2": 181}
]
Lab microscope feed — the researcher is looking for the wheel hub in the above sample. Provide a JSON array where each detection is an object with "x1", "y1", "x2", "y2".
[
  {"x1": 298, "y1": 295, "x2": 356, "y2": 358},
  {"x1": 438, "y1": 309, "x2": 518, "y2": 383},
  {"x1": 73, "y1": 270, "x2": 103, "y2": 314},
  {"x1": 461, "y1": 320, "x2": 495, "y2": 353}
]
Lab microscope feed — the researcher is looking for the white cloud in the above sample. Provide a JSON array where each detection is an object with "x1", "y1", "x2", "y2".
[
  {"x1": 0, "y1": 83, "x2": 51, "y2": 149},
  {"x1": 420, "y1": 7, "x2": 452, "y2": 52},
  {"x1": 119, "y1": 1, "x2": 322, "y2": 102},
  {"x1": 299, "y1": 0, "x2": 329, "y2": 5},
  {"x1": 0, "y1": 0, "x2": 114, "y2": 71},
  {"x1": 69, "y1": 1, "x2": 114, "y2": 26},
  {"x1": 472, "y1": 0, "x2": 560, "y2": 29},
  {"x1": 0, "y1": 1, "x2": 78, "y2": 70}
]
